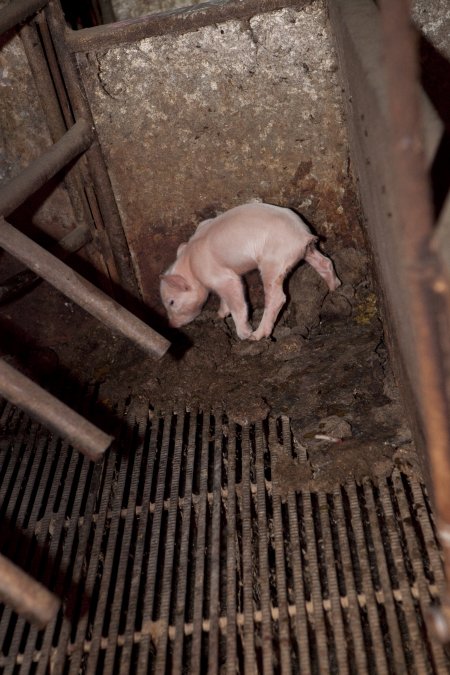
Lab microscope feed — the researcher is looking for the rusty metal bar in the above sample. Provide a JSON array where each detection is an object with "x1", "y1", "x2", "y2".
[
  {"x1": 0, "y1": 119, "x2": 93, "y2": 217},
  {"x1": 0, "y1": 553, "x2": 60, "y2": 629},
  {"x1": 379, "y1": 0, "x2": 450, "y2": 635},
  {"x1": 0, "y1": 224, "x2": 91, "y2": 305},
  {"x1": 65, "y1": 0, "x2": 311, "y2": 53},
  {"x1": 0, "y1": 359, "x2": 113, "y2": 461},
  {"x1": 45, "y1": 0, "x2": 141, "y2": 299},
  {"x1": 0, "y1": 218, "x2": 170, "y2": 358},
  {"x1": 0, "y1": 0, "x2": 48, "y2": 35}
]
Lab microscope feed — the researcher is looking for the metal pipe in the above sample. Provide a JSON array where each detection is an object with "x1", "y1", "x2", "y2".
[
  {"x1": 45, "y1": 0, "x2": 143, "y2": 299},
  {"x1": 0, "y1": 218, "x2": 170, "y2": 359},
  {"x1": 0, "y1": 0, "x2": 48, "y2": 35},
  {"x1": 0, "y1": 119, "x2": 93, "y2": 217},
  {"x1": 0, "y1": 553, "x2": 60, "y2": 628},
  {"x1": 379, "y1": 0, "x2": 450, "y2": 634},
  {"x1": 0, "y1": 224, "x2": 91, "y2": 305},
  {"x1": 65, "y1": 0, "x2": 310, "y2": 53},
  {"x1": 0, "y1": 359, "x2": 113, "y2": 461}
]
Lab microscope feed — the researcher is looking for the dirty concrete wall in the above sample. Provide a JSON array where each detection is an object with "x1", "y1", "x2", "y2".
[{"x1": 78, "y1": 0, "x2": 363, "y2": 310}]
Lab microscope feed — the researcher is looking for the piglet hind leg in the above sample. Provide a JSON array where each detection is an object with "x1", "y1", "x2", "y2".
[
  {"x1": 215, "y1": 275, "x2": 252, "y2": 339},
  {"x1": 217, "y1": 296, "x2": 231, "y2": 319},
  {"x1": 304, "y1": 245, "x2": 341, "y2": 291},
  {"x1": 250, "y1": 265, "x2": 287, "y2": 341}
]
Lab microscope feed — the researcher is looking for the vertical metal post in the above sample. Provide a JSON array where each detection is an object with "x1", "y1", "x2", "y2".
[{"x1": 379, "y1": 0, "x2": 450, "y2": 636}]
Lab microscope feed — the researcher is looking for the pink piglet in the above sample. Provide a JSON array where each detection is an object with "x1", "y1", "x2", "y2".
[{"x1": 160, "y1": 202, "x2": 341, "y2": 341}]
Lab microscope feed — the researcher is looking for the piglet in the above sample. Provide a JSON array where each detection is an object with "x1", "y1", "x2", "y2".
[{"x1": 160, "y1": 203, "x2": 341, "y2": 341}]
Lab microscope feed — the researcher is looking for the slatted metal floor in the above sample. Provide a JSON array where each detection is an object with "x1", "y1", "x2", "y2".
[{"x1": 0, "y1": 394, "x2": 449, "y2": 673}]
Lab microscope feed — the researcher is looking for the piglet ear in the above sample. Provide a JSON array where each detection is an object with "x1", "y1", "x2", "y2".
[{"x1": 161, "y1": 274, "x2": 191, "y2": 292}]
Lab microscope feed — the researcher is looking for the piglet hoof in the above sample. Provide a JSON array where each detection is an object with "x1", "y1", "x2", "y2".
[
  {"x1": 328, "y1": 277, "x2": 342, "y2": 292},
  {"x1": 236, "y1": 325, "x2": 253, "y2": 340},
  {"x1": 217, "y1": 309, "x2": 231, "y2": 319},
  {"x1": 249, "y1": 329, "x2": 270, "y2": 342}
]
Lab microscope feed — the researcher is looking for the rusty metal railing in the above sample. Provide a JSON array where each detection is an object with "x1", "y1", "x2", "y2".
[
  {"x1": 0, "y1": 0, "x2": 171, "y2": 631},
  {"x1": 378, "y1": 0, "x2": 450, "y2": 639},
  {"x1": 0, "y1": 6, "x2": 170, "y2": 454}
]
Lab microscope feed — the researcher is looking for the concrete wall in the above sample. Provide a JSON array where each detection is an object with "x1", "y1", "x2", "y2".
[{"x1": 78, "y1": 0, "x2": 363, "y2": 309}]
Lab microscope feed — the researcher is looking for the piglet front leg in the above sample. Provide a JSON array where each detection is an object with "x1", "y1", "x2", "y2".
[
  {"x1": 249, "y1": 265, "x2": 286, "y2": 341},
  {"x1": 216, "y1": 275, "x2": 252, "y2": 339}
]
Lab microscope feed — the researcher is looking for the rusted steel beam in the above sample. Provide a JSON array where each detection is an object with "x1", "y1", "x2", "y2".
[
  {"x1": 0, "y1": 553, "x2": 60, "y2": 628},
  {"x1": 0, "y1": 359, "x2": 113, "y2": 461},
  {"x1": 0, "y1": 218, "x2": 170, "y2": 359},
  {"x1": 65, "y1": 0, "x2": 312, "y2": 52},
  {"x1": 45, "y1": 0, "x2": 142, "y2": 299},
  {"x1": 0, "y1": 119, "x2": 93, "y2": 217},
  {"x1": 0, "y1": 0, "x2": 48, "y2": 35},
  {"x1": 379, "y1": 0, "x2": 450, "y2": 636}
]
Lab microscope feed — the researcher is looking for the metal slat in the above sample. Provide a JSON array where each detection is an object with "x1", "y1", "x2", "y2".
[
  {"x1": 271, "y1": 418, "x2": 291, "y2": 674},
  {"x1": 301, "y1": 492, "x2": 329, "y2": 671},
  {"x1": 206, "y1": 413, "x2": 223, "y2": 673},
  {"x1": 225, "y1": 419, "x2": 238, "y2": 675},
  {"x1": 136, "y1": 415, "x2": 174, "y2": 672},
  {"x1": 102, "y1": 408, "x2": 148, "y2": 674},
  {"x1": 346, "y1": 482, "x2": 389, "y2": 672},
  {"x1": 255, "y1": 421, "x2": 274, "y2": 673},
  {"x1": 410, "y1": 478, "x2": 448, "y2": 598},
  {"x1": 189, "y1": 413, "x2": 211, "y2": 672},
  {"x1": 362, "y1": 480, "x2": 410, "y2": 672},
  {"x1": 84, "y1": 421, "x2": 131, "y2": 674},
  {"x1": 170, "y1": 411, "x2": 199, "y2": 674},
  {"x1": 317, "y1": 491, "x2": 349, "y2": 673},
  {"x1": 287, "y1": 490, "x2": 311, "y2": 674},
  {"x1": 118, "y1": 414, "x2": 160, "y2": 674},
  {"x1": 241, "y1": 426, "x2": 256, "y2": 672},
  {"x1": 67, "y1": 447, "x2": 117, "y2": 675},
  {"x1": 333, "y1": 486, "x2": 369, "y2": 673},
  {"x1": 154, "y1": 413, "x2": 186, "y2": 673}
]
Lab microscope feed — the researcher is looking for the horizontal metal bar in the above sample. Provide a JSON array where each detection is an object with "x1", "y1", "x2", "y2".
[
  {"x1": 0, "y1": 552, "x2": 60, "y2": 629},
  {"x1": 0, "y1": 359, "x2": 113, "y2": 461},
  {"x1": 65, "y1": 0, "x2": 311, "y2": 52},
  {"x1": 0, "y1": 0, "x2": 48, "y2": 35},
  {"x1": 0, "y1": 119, "x2": 93, "y2": 217},
  {"x1": 0, "y1": 218, "x2": 170, "y2": 359}
]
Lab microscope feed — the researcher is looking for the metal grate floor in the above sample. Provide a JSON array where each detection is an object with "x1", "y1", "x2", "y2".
[{"x1": 0, "y1": 395, "x2": 449, "y2": 674}]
